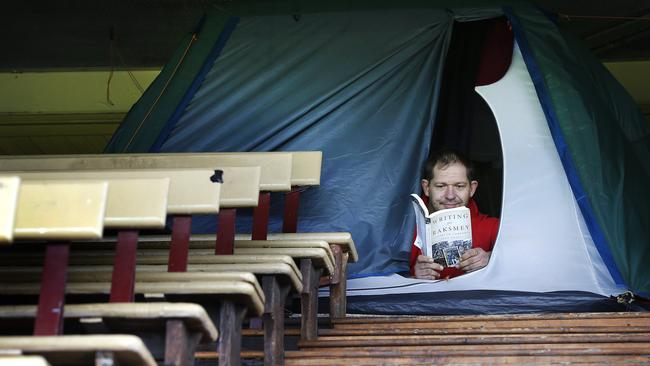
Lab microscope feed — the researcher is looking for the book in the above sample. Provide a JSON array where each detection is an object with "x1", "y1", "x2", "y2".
[{"x1": 410, "y1": 194, "x2": 472, "y2": 268}]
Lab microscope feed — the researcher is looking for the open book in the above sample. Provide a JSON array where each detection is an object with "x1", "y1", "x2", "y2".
[{"x1": 410, "y1": 194, "x2": 472, "y2": 267}]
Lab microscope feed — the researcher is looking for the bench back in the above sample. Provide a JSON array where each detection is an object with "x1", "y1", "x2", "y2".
[
  {"x1": 0, "y1": 177, "x2": 20, "y2": 244},
  {"x1": 0, "y1": 152, "x2": 292, "y2": 191},
  {"x1": 0, "y1": 335, "x2": 157, "y2": 366},
  {"x1": 290, "y1": 151, "x2": 322, "y2": 186},
  {"x1": 14, "y1": 172, "x2": 170, "y2": 229},
  {"x1": 14, "y1": 181, "x2": 109, "y2": 241}
]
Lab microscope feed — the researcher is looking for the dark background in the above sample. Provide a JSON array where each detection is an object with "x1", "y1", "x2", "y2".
[{"x1": 2, "y1": 1, "x2": 650, "y2": 70}]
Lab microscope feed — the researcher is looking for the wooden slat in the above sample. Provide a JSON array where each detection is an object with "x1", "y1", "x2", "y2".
[
  {"x1": 0, "y1": 176, "x2": 20, "y2": 244},
  {"x1": 284, "y1": 354, "x2": 650, "y2": 366},
  {"x1": 0, "y1": 335, "x2": 157, "y2": 366},
  {"x1": 330, "y1": 312, "x2": 650, "y2": 330},
  {"x1": 318, "y1": 324, "x2": 650, "y2": 336},
  {"x1": 238, "y1": 232, "x2": 358, "y2": 263},
  {"x1": 0, "y1": 272, "x2": 265, "y2": 317},
  {"x1": 0, "y1": 258, "x2": 303, "y2": 296},
  {"x1": 290, "y1": 151, "x2": 322, "y2": 186},
  {"x1": 0, "y1": 356, "x2": 50, "y2": 366},
  {"x1": 0, "y1": 302, "x2": 218, "y2": 342},
  {"x1": 234, "y1": 248, "x2": 334, "y2": 276},
  {"x1": 298, "y1": 332, "x2": 650, "y2": 348},
  {"x1": 0, "y1": 152, "x2": 290, "y2": 191},
  {"x1": 235, "y1": 240, "x2": 336, "y2": 268},
  {"x1": 13, "y1": 168, "x2": 223, "y2": 215},
  {"x1": 13, "y1": 181, "x2": 108, "y2": 240},
  {"x1": 218, "y1": 167, "x2": 261, "y2": 208},
  {"x1": 289, "y1": 342, "x2": 650, "y2": 356},
  {"x1": 15, "y1": 173, "x2": 169, "y2": 229},
  {"x1": 129, "y1": 237, "x2": 337, "y2": 275}
]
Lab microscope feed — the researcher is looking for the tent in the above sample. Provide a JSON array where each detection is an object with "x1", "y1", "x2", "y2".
[{"x1": 105, "y1": 1, "x2": 650, "y2": 311}]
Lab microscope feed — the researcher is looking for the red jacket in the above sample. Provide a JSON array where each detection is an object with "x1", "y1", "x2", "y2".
[{"x1": 409, "y1": 199, "x2": 499, "y2": 278}]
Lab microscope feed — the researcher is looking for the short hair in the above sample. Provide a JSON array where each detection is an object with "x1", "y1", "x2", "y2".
[{"x1": 422, "y1": 148, "x2": 475, "y2": 181}]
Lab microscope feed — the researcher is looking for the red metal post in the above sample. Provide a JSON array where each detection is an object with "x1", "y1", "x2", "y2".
[
  {"x1": 168, "y1": 215, "x2": 192, "y2": 272},
  {"x1": 216, "y1": 208, "x2": 236, "y2": 255},
  {"x1": 33, "y1": 243, "x2": 70, "y2": 335},
  {"x1": 109, "y1": 230, "x2": 139, "y2": 302},
  {"x1": 252, "y1": 192, "x2": 270, "y2": 240},
  {"x1": 282, "y1": 187, "x2": 301, "y2": 233}
]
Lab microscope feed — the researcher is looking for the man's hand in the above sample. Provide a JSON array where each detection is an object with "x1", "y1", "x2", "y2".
[
  {"x1": 459, "y1": 248, "x2": 491, "y2": 272},
  {"x1": 414, "y1": 255, "x2": 444, "y2": 280}
]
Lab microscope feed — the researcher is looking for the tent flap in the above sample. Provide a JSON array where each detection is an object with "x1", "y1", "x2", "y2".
[
  {"x1": 509, "y1": 4, "x2": 650, "y2": 295},
  {"x1": 104, "y1": 11, "x2": 234, "y2": 153}
]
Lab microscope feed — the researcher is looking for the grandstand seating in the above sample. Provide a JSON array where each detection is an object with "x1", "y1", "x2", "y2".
[
  {"x1": 0, "y1": 151, "x2": 357, "y2": 366},
  {"x1": 2, "y1": 151, "x2": 649, "y2": 366}
]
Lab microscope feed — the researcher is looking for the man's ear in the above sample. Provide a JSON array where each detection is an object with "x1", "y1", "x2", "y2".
[
  {"x1": 421, "y1": 179, "x2": 430, "y2": 197},
  {"x1": 469, "y1": 180, "x2": 478, "y2": 198}
]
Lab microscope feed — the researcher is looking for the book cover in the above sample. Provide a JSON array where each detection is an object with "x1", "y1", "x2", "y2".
[{"x1": 410, "y1": 194, "x2": 472, "y2": 268}]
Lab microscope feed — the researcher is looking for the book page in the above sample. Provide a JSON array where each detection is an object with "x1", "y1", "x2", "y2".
[{"x1": 410, "y1": 194, "x2": 431, "y2": 257}]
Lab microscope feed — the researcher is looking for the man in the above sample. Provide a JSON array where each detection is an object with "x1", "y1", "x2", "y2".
[{"x1": 410, "y1": 149, "x2": 499, "y2": 280}]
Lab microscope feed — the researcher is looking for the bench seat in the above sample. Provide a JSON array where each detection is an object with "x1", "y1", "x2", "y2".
[
  {"x1": 0, "y1": 254, "x2": 302, "y2": 294},
  {"x1": 0, "y1": 303, "x2": 217, "y2": 342},
  {"x1": 0, "y1": 356, "x2": 50, "y2": 366},
  {"x1": 239, "y1": 232, "x2": 358, "y2": 263},
  {"x1": 0, "y1": 335, "x2": 156, "y2": 366},
  {"x1": 0, "y1": 303, "x2": 217, "y2": 364},
  {"x1": 0, "y1": 271, "x2": 265, "y2": 317},
  {"x1": 0, "y1": 253, "x2": 300, "y2": 366},
  {"x1": 122, "y1": 237, "x2": 337, "y2": 276}
]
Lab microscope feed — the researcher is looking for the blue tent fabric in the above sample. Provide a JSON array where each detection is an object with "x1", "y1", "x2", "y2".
[
  {"x1": 150, "y1": 16, "x2": 241, "y2": 153},
  {"x1": 335, "y1": 291, "x2": 650, "y2": 315},
  {"x1": 105, "y1": 4, "x2": 649, "y2": 294},
  {"x1": 157, "y1": 10, "x2": 455, "y2": 274}
]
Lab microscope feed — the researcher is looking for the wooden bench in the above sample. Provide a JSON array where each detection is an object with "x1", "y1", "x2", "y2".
[
  {"x1": 133, "y1": 237, "x2": 336, "y2": 340},
  {"x1": 241, "y1": 150, "x2": 357, "y2": 322},
  {"x1": 0, "y1": 250, "x2": 302, "y2": 366},
  {"x1": 0, "y1": 152, "x2": 287, "y2": 251},
  {"x1": 267, "y1": 232, "x2": 356, "y2": 321},
  {"x1": 2, "y1": 152, "x2": 356, "y2": 346},
  {"x1": 3, "y1": 173, "x2": 234, "y2": 365},
  {"x1": 0, "y1": 356, "x2": 50, "y2": 366},
  {"x1": 13, "y1": 172, "x2": 173, "y2": 304},
  {"x1": 0, "y1": 303, "x2": 217, "y2": 364},
  {"x1": 0, "y1": 162, "x2": 304, "y2": 365},
  {"x1": 10, "y1": 180, "x2": 109, "y2": 336},
  {"x1": 259, "y1": 152, "x2": 357, "y2": 322},
  {"x1": 0, "y1": 176, "x2": 20, "y2": 245},
  {"x1": 8, "y1": 167, "x2": 226, "y2": 275},
  {"x1": 0, "y1": 271, "x2": 264, "y2": 365},
  {"x1": 0, "y1": 335, "x2": 157, "y2": 366}
]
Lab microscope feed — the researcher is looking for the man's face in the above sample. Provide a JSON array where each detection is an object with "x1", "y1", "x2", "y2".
[{"x1": 421, "y1": 162, "x2": 478, "y2": 212}]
